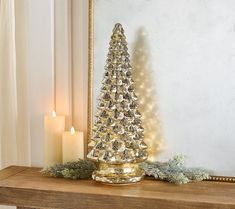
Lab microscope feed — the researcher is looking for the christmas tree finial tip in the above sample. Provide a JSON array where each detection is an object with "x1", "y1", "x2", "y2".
[
  {"x1": 113, "y1": 23, "x2": 124, "y2": 33},
  {"x1": 114, "y1": 23, "x2": 122, "y2": 27}
]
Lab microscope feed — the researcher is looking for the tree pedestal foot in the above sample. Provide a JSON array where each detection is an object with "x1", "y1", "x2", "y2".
[{"x1": 92, "y1": 163, "x2": 145, "y2": 184}]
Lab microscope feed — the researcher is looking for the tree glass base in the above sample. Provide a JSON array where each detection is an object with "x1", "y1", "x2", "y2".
[{"x1": 92, "y1": 163, "x2": 145, "y2": 184}]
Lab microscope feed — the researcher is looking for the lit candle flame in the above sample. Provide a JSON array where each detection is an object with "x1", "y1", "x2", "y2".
[
  {"x1": 52, "y1": 110, "x2": 56, "y2": 117},
  {"x1": 70, "y1": 126, "x2": 75, "y2": 135}
]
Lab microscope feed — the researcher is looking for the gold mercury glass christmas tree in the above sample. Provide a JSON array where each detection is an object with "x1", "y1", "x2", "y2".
[{"x1": 87, "y1": 23, "x2": 148, "y2": 184}]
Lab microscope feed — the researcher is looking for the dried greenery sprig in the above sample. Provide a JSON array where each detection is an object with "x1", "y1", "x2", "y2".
[
  {"x1": 41, "y1": 159, "x2": 97, "y2": 180},
  {"x1": 140, "y1": 155, "x2": 210, "y2": 184}
]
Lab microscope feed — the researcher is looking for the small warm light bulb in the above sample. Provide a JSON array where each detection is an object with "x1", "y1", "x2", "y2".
[
  {"x1": 70, "y1": 126, "x2": 75, "y2": 135},
  {"x1": 52, "y1": 110, "x2": 56, "y2": 117}
]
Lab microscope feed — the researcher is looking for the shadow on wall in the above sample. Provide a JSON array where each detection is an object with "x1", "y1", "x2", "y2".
[{"x1": 132, "y1": 28, "x2": 165, "y2": 161}]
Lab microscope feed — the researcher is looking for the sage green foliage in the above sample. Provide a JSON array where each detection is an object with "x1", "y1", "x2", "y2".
[
  {"x1": 42, "y1": 156, "x2": 210, "y2": 184},
  {"x1": 41, "y1": 159, "x2": 97, "y2": 180},
  {"x1": 140, "y1": 155, "x2": 210, "y2": 184}
]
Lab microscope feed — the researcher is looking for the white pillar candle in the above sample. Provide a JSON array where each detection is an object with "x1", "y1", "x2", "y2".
[
  {"x1": 44, "y1": 110, "x2": 65, "y2": 167},
  {"x1": 62, "y1": 127, "x2": 84, "y2": 163}
]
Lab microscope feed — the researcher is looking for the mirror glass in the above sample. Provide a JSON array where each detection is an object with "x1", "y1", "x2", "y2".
[{"x1": 92, "y1": 0, "x2": 235, "y2": 176}]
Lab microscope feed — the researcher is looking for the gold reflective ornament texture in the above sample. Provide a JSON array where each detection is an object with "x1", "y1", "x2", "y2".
[{"x1": 87, "y1": 23, "x2": 148, "y2": 184}]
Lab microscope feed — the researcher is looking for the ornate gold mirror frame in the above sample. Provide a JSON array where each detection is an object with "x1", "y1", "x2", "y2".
[
  {"x1": 87, "y1": 0, "x2": 235, "y2": 183},
  {"x1": 87, "y1": 0, "x2": 93, "y2": 148}
]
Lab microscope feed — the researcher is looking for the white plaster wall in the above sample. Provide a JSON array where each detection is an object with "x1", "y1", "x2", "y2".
[{"x1": 93, "y1": 0, "x2": 235, "y2": 176}]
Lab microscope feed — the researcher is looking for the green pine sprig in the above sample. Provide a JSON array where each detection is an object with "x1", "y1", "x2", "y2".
[
  {"x1": 41, "y1": 159, "x2": 97, "y2": 180},
  {"x1": 140, "y1": 155, "x2": 210, "y2": 184}
]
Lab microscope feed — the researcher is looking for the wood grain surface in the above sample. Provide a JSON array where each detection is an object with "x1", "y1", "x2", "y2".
[{"x1": 0, "y1": 166, "x2": 235, "y2": 209}]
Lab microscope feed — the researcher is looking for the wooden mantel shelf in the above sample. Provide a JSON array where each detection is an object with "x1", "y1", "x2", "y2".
[{"x1": 0, "y1": 166, "x2": 235, "y2": 209}]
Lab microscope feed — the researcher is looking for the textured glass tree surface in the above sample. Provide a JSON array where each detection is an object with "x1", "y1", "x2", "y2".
[{"x1": 87, "y1": 23, "x2": 148, "y2": 184}]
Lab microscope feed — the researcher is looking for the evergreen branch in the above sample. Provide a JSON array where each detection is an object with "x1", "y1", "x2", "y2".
[
  {"x1": 41, "y1": 159, "x2": 97, "y2": 180},
  {"x1": 140, "y1": 155, "x2": 210, "y2": 184}
]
